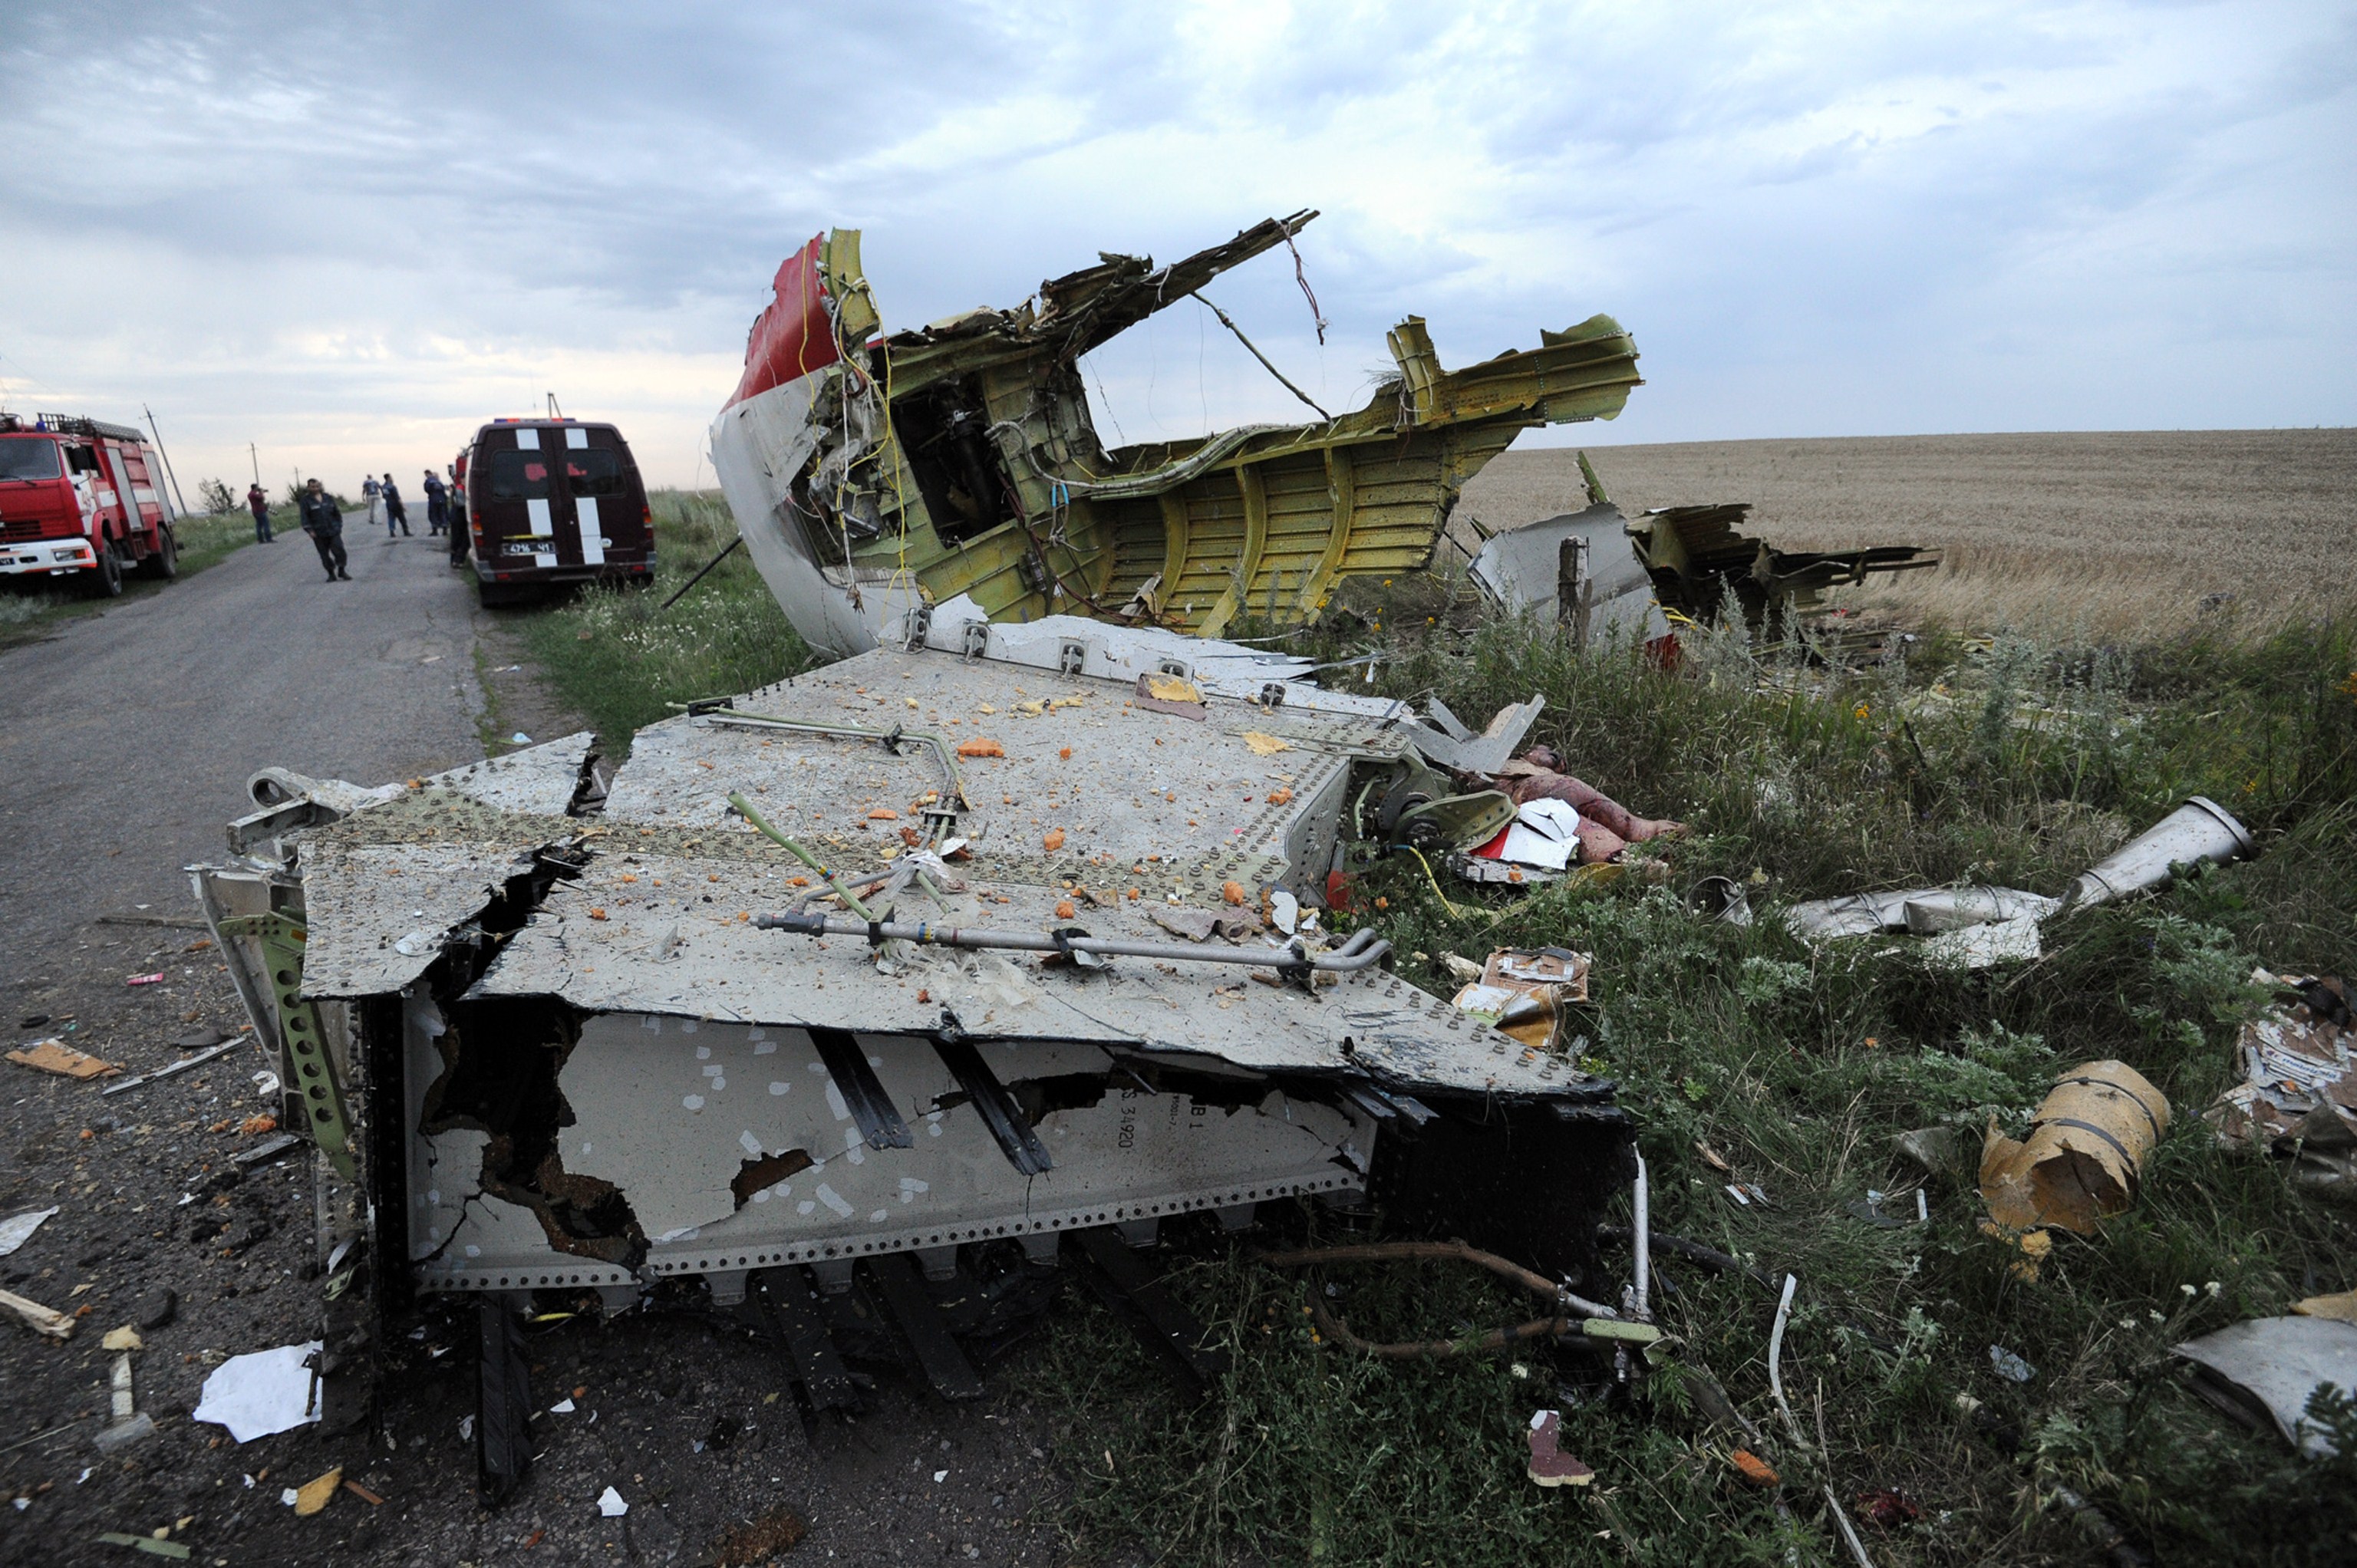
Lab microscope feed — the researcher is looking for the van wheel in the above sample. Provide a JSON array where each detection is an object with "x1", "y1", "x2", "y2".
[
  {"x1": 86, "y1": 542, "x2": 124, "y2": 598},
  {"x1": 138, "y1": 525, "x2": 178, "y2": 581}
]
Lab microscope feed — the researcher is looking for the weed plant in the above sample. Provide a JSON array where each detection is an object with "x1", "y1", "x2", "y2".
[
  {"x1": 517, "y1": 489, "x2": 814, "y2": 746},
  {"x1": 1032, "y1": 605, "x2": 2357, "y2": 1567}
]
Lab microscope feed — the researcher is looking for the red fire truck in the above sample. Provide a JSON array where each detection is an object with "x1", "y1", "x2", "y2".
[{"x1": 0, "y1": 413, "x2": 181, "y2": 596}]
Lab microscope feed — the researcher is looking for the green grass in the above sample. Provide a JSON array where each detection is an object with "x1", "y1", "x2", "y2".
[
  {"x1": 0, "y1": 505, "x2": 265, "y2": 647},
  {"x1": 498, "y1": 510, "x2": 2357, "y2": 1563},
  {"x1": 1025, "y1": 606, "x2": 2357, "y2": 1567},
  {"x1": 513, "y1": 489, "x2": 815, "y2": 746}
]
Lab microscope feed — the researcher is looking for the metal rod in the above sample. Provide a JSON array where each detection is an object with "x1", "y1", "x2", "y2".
[
  {"x1": 1189, "y1": 292, "x2": 1330, "y2": 420},
  {"x1": 755, "y1": 911, "x2": 1388, "y2": 973},
  {"x1": 727, "y1": 792, "x2": 880, "y2": 920},
  {"x1": 658, "y1": 533, "x2": 743, "y2": 611},
  {"x1": 701, "y1": 710, "x2": 970, "y2": 811},
  {"x1": 1631, "y1": 1151, "x2": 1652, "y2": 1323},
  {"x1": 141, "y1": 404, "x2": 191, "y2": 519}
]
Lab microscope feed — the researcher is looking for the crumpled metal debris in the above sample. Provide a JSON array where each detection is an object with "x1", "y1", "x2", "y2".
[
  {"x1": 1981, "y1": 1060, "x2": 2170, "y2": 1234},
  {"x1": 1452, "y1": 948, "x2": 1591, "y2": 1053},
  {"x1": 2204, "y1": 972, "x2": 2355, "y2": 1204},
  {"x1": 1783, "y1": 796, "x2": 2257, "y2": 967},
  {"x1": 2173, "y1": 1315, "x2": 2357, "y2": 1457}
]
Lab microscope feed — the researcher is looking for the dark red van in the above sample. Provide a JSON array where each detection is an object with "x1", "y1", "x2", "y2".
[{"x1": 460, "y1": 418, "x2": 654, "y2": 604}]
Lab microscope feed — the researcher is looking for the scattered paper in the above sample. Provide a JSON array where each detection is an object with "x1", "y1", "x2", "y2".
[
  {"x1": 1988, "y1": 1344, "x2": 2037, "y2": 1383},
  {"x1": 598, "y1": 1486, "x2": 629, "y2": 1517},
  {"x1": 1240, "y1": 731, "x2": 1291, "y2": 756},
  {"x1": 0, "y1": 1206, "x2": 58, "y2": 1257},
  {"x1": 549, "y1": 1398, "x2": 575, "y2": 1414},
  {"x1": 102, "y1": 1326, "x2": 143, "y2": 1352},
  {"x1": 7, "y1": 1039, "x2": 120, "y2": 1079},
  {"x1": 192, "y1": 1341, "x2": 323, "y2": 1442},
  {"x1": 293, "y1": 1467, "x2": 344, "y2": 1517}
]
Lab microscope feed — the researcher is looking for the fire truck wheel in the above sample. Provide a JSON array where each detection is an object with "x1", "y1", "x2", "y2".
[
  {"x1": 85, "y1": 542, "x2": 125, "y2": 598},
  {"x1": 138, "y1": 524, "x2": 179, "y2": 581}
]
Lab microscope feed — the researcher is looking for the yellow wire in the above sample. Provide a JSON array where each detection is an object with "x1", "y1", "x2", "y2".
[{"x1": 1402, "y1": 845, "x2": 1478, "y2": 921}]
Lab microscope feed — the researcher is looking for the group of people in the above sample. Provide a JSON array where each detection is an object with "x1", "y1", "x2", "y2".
[
  {"x1": 246, "y1": 468, "x2": 470, "y2": 584},
  {"x1": 360, "y1": 471, "x2": 456, "y2": 539}
]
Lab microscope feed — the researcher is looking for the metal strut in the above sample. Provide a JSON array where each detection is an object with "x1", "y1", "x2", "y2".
[{"x1": 216, "y1": 913, "x2": 355, "y2": 1180}]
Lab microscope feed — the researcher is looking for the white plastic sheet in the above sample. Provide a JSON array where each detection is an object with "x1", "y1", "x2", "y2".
[
  {"x1": 0, "y1": 1207, "x2": 58, "y2": 1257},
  {"x1": 192, "y1": 1341, "x2": 323, "y2": 1443}
]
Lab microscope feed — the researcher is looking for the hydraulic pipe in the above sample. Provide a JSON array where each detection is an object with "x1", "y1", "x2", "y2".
[{"x1": 753, "y1": 911, "x2": 1389, "y2": 973}]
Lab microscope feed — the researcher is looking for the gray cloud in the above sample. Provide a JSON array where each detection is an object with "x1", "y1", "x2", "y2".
[{"x1": 0, "y1": 0, "x2": 2346, "y2": 492}]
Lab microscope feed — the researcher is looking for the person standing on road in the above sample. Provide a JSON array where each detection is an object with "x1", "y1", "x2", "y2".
[
  {"x1": 361, "y1": 473, "x2": 382, "y2": 530},
  {"x1": 422, "y1": 469, "x2": 448, "y2": 535},
  {"x1": 446, "y1": 463, "x2": 470, "y2": 568},
  {"x1": 381, "y1": 474, "x2": 410, "y2": 537},
  {"x1": 298, "y1": 478, "x2": 351, "y2": 581},
  {"x1": 246, "y1": 481, "x2": 273, "y2": 542}
]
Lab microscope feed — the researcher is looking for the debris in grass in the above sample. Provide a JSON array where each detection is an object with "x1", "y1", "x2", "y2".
[
  {"x1": 1729, "y1": 1448, "x2": 1780, "y2": 1487},
  {"x1": 1524, "y1": 1410, "x2": 1594, "y2": 1487},
  {"x1": 7, "y1": 1039, "x2": 120, "y2": 1079},
  {"x1": 1854, "y1": 1489, "x2": 1923, "y2": 1528},
  {"x1": 1452, "y1": 947, "x2": 1591, "y2": 1052},
  {"x1": 2292, "y1": 1290, "x2": 2357, "y2": 1325},
  {"x1": 2173, "y1": 1315, "x2": 2357, "y2": 1457},
  {"x1": 2204, "y1": 971, "x2": 2355, "y2": 1205},
  {"x1": 1977, "y1": 1221, "x2": 2053, "y2": 1283},
  {"x1": 1988, "y1": 1344, "x2": 2037, "y2": 1383},
  {"x1": 1981, "y1": 1059, "x2": 2170, "y2": 1233}
]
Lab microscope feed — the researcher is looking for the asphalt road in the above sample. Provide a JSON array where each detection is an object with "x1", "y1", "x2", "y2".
[
  {"x1": 0, "y1": 519, "x2": 497, "y2": 955},
  {"x1": 0, "y1": 526, "x2": 1080, "y2": 1567}
]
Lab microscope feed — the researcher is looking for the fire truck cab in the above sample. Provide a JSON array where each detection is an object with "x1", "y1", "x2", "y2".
[{"x1": 0, "y1": 413, "x2": 180, "y2": 597}]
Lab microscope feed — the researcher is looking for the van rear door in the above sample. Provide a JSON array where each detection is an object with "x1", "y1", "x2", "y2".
[
  {"x1": 558, "y1": 427, "x2": 649, "y2": 570},
  {"x1": 481, "y1": 428, "x2": 558, "y2": 568}
]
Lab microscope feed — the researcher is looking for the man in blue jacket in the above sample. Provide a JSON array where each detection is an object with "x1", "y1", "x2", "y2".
[
  {"x1": 298, "y1": 478, "x2": 351, "y2": 581},
  {"x1": 422, "y1": 469, "x2": 449, "y2": 535}
]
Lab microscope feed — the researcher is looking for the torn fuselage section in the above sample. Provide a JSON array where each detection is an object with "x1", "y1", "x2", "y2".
[
  {"x1": 197, "y1": 645, "x2": 1634, "y2": 1398},
  {"x1": 710, "y1": 214, "x2": 1644, "y2": 656}
]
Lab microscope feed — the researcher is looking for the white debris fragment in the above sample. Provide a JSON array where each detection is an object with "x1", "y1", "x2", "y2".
[
  {"x1": 192, "y1": 1341, "x2": 323, "y2": 1443},
  {"x1": 0, "y1": 1206, "x2": 58, "y2": 1257},
  {"x1": 549, "y1": 1398, "x2": 576, "y2": 1414},
  {"x1": 598, "y1": 1485, "x2": 629, "y2": 1517}
]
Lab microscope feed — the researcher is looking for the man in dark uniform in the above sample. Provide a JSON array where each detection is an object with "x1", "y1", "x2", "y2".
[
  {"x1": 298, "y1": 478, "x2": 350, "y2": 581},
  {"x1": 446, "y1": 463, "x2": 470, "y2": 567},
  {"x1": 422, "y1": 469, "x2": 449, "y2": 535},
  {"x1": 246, "y1": 481, "x2": 273, "y2": 542},
  {"x1": 381, "y1": 473, "x2": 411, "y2": 537}
]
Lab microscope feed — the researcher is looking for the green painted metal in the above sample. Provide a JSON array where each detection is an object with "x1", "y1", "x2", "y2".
[{"x1": 216, "y1": 913, "x2": 354, "y2": 1181}]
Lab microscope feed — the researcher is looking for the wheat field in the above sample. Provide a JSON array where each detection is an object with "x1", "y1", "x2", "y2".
[{"x1": 1460, "y1": 430, "x2": 2357, "y2": 640}]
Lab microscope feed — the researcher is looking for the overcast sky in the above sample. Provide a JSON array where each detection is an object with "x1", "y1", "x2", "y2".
[{"x1": 0, "y1": 0, "x2": 2348, "y2": 494}]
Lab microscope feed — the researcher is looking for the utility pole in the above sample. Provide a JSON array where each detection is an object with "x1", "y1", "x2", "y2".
[{"x1": 141, "y1": 404, "x2": 192, "y2": 517}]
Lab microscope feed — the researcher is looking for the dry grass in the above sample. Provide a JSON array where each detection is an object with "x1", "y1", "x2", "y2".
[{"x1": 1462, "y1": 430, "x2": 2357, "y2": 640}]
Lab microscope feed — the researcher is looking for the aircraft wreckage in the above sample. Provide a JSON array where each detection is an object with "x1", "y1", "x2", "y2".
[{"x1": 193, "y1": 215, "x2": 1923, "y2": 1495}]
